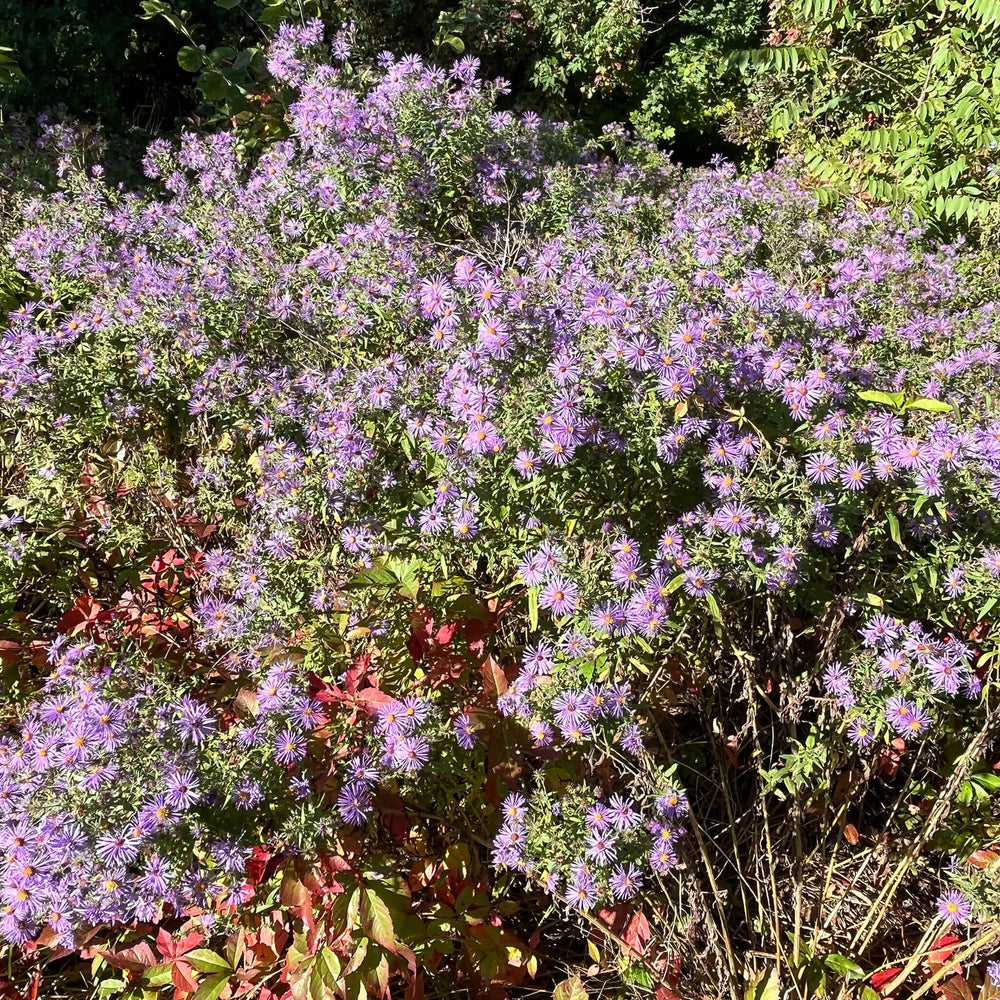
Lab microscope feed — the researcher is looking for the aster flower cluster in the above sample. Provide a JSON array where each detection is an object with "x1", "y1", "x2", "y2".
[
  {"x1": 0, "y1": 638, "x2": 327, "y2": 945},
  {"x1": 824, "y1": 615, "x2": 980, "y2": 746},
  {"x1": 492, "y1": 782, "x2": 689, "y2": 912},
  {"x1": 2, "y1": 17, "x2": 1000, "y2": 948}
]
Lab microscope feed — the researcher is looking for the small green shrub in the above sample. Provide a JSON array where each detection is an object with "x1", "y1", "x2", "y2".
[{"x1": 732, "y1": 0, "x2": 1000, "y2": 231}]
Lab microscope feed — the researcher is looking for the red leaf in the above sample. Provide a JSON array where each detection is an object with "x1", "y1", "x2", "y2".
[
  {"x1": 870, "y1": 967, "x2": 904, "y2": 995},
  {"x1": 655, "y1": 988, "x2": 682, "y2": 1000},
  {"x1": 623, "y1": 912, "x2": 650, "y2": 955},
  {"x1": 434, "y1": 622, "x2": 457, "y2": 646},
  {"x1": 344, "y1": 653, "x2": 372, "y2": 696},
  {"x1": 928, "y1": 935, "x2": 961, "y2": 966},
  {"x1": 966, "y1": 848, "x2": 999, "y2": 869},
  {"x1": 480, "y1": 656, "x2": 508, "y2": 699},
  {"x1": 156, "y1": 929, "x2": 204, "y2": 962},
  {"x1": 354, "y1": 687, "x2": 394, "y2": 712},
  {"x1": 171, "y1": 960, "x2": 199, "y2": 993},
  {"x1": 56, "y1": 594, "x2": 109, "y2": 638},
  {"x1": 0, "y1": 641, "x2": 21, "y2": 664},
  {"x1": 939, "y1": 975, "x2": 974, "y2": 1000},
  {"x1": 245, "y1": 847, "x2": 278, "y2": 889},
  {"x1": 99, "y1": 941, "x2": 158, "y2": 972}
]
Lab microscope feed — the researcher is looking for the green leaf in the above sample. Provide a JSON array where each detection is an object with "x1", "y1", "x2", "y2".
[
  {"x1": 971, "y1": 772, "x2": 1000, "y2": 793},
  {"x1": 143, "y1": 965, "x2": 175, "y2": 987},
  {"x1": 528, "y1": 587, "x2": 538, "y2": 630},
  {"x1": 857, "y1": 389, "x2": 905, "y2": 411},
  {"x1": 186, "y1": 949, "x2": 233, "y2": 975},
  {"x1": 886, "y1": 509, "x2": 904, "y2": 548},
  {"x1": 197, "y1": 68, "x2": 230, "y2": 100},
  {"x1": 178, "y1": 45, "x2": 206, "y2": 71},
  {"x1": 745, "y1": 967, "x2": 779, "y2": 1000},
  {"x1": 361, "y1": 887, "x2": 396, "y2": 951},
  {"x1": 823, "y1": 954, "x2": 865, "y2": 979},
  {"x1": 705, "y1": 594, "x2": 723, "y2": 623},
  {"x1": 192, "y1": 974, "x2": 230, "y2": 1000},
  {"x1": 215, "y1": 0, "x2": 242, "y2": 7},
  {"x1": 904, "y1": 397, "x2": 953, "y2": 413}
]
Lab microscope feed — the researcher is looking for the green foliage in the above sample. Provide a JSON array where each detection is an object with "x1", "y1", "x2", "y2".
[
  {"x1": 631, "y1": 1, "x2": 765, "y2": 145},
  {"x1": 0, "y1": 0, "x2": 247, "y2": 129},
  {"x1": 0, "y1": 45, "x2": 22, "y2": 89},
  {"x1": 731, "y1": 0, "x2": 1000, "y2": 231}
]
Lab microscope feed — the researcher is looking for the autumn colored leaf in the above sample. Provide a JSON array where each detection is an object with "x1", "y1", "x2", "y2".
[
  {"x1": 97, "y1": 940, "x2": 158, "y2": 972},
  {"x1": 623, "y1": 911, "x2": 650, "y2": 955},
  {"x1": 553, "y1": 975, "x2": 588, "y2": 1000},
  {"x1": 870, "y1": 966, "x2": 904, "y2": 995}
]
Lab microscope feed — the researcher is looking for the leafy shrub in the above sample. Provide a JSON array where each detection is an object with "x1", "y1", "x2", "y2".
[
  {"x1": 732, "y1": 0, "x2": 1000, "y2": 230},
  {"x1": 0, "y1": 0, "x2": 252, "y2": 131},
  {"x1": 2, "y1": 19, "x2": 1000, "y2": 1000}
]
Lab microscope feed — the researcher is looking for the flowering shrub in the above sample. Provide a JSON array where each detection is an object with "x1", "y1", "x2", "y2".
[{"x1": 2, "y1": 18, "x2": 1000, "y2": 999}]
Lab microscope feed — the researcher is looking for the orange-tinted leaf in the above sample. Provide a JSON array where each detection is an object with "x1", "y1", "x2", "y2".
[
  {"x1": 480, "y1": 656, "x2": 507, "y2": 699},
  {"x1": 172, "y1": 959, "x2": 199, "y2": 993},
  {"x1": 623, "y1": 911, "x2": 650, "y2": 955},
  {"x1": 939, "y1": 975, "x2": 974, "y2": 1000},
  {"x1": 966, "y1": 848, "x2": 998, "y2": 869},
  {"x1": 98, "y1": 941, "x2": 158, "y2": 971}
]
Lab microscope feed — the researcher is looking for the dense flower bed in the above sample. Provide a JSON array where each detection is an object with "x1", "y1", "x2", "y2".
[{"x1": 1, "y1": 19, "x2": 999, "y2": 999}]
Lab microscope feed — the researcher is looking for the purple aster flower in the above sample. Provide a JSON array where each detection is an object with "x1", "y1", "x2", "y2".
[
  {"x1": 559, "y1": 717, "x2": 594, "y2": 743},
  {"x1": 528, "y1": 719, "x2": 553, "y2": 746},
  {"x1": 943, "y1": 566, "x2": 965, "y2": 598},
  {"x1": 522, "y1": 642, "x2": 555, "y2": 676},
  {"x1": 585, "y1": 802, "x2": 610, "y2": 831},
  {"x1": 847, "y1": 717, "x2": 876, "y2": 748},
  {"x1": 95, "y1": 829, "x2": 140, "y2": 867},
  {"x1": 609, "y1": 863, "x2": 643, "y2": 901},
  {"x1": 514, "y1": 450, "x2": 539, "y2": 478},
  {"x1": 805, "y1": 452, "x2": 839, "y2": 485},
  {"x1": 394, "y1": 736, "x2": 430, "y2": 772},
  {"x1": 174, "y1": 696, "x2": 217, "y2": 746},
  {"x1": 539, "y1": 576, "x2": 580, "y2": 616},
  {"x1": 337, "y1": 781, "x2": 372, "y2": 826},
  {"x1": 823, "y1": 662, "x2": 855, "y2": 709},
  {"x1": 715, "y1": 502, "x2": 754, "y2": 536},
  {"x1": 585, "y1": 830, "x2": 618, "y2": 865},
  {"x1": 375, "y1": 700, "x2": 407, "y2": 737},
  {"x1": 607, "y1": 793, "x2": 640, "y2": 830},
  {"x1": 936, "y1": 889, "x2": 972, "y2": 925},
  {"x1": 648, "y1": 842, "x2": 677, "y2": 874},
  {"x1": 565, "y1": 871, "x2": 598, "y2": 910},
  {"x1": 453, "y1": 713, "x2": 477, "y2": 749},
  {"x1": 981, "y1": 548, "x2": 1000, "y2": 578},
  {"x1": 274, "y1": 728, "x2": 307, "y2": 765},
  {"x1": 165, "y1": 769, "x2": 201, "y2": 810},
  {"x1": 683, "y1": 565, "x2": 718, "y2": 598},
  {"x1": 840, "y1": 460, "x2": 871, "y2": 491},
  {"x1": 233, "y1": 778, "x2": 264, "y2": 810},
  {"x1": 552, "y1": 691, "x2": 585, "y2": 731},
  {"x1": 861, "y1": 615, "x2": 902, "y2": 649},
  {"x1": 620, "y1": 723, "x2": 644, "y2": 755},
  {"x1": 656, "y1": 786, "x2": 689, "y2": 819},
  {"x1": 500, "y1": 793, "x2": 527, "y2": 825},
  {"x1": 927, "y1": 656, "x2": 966, "y2": 695}
]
